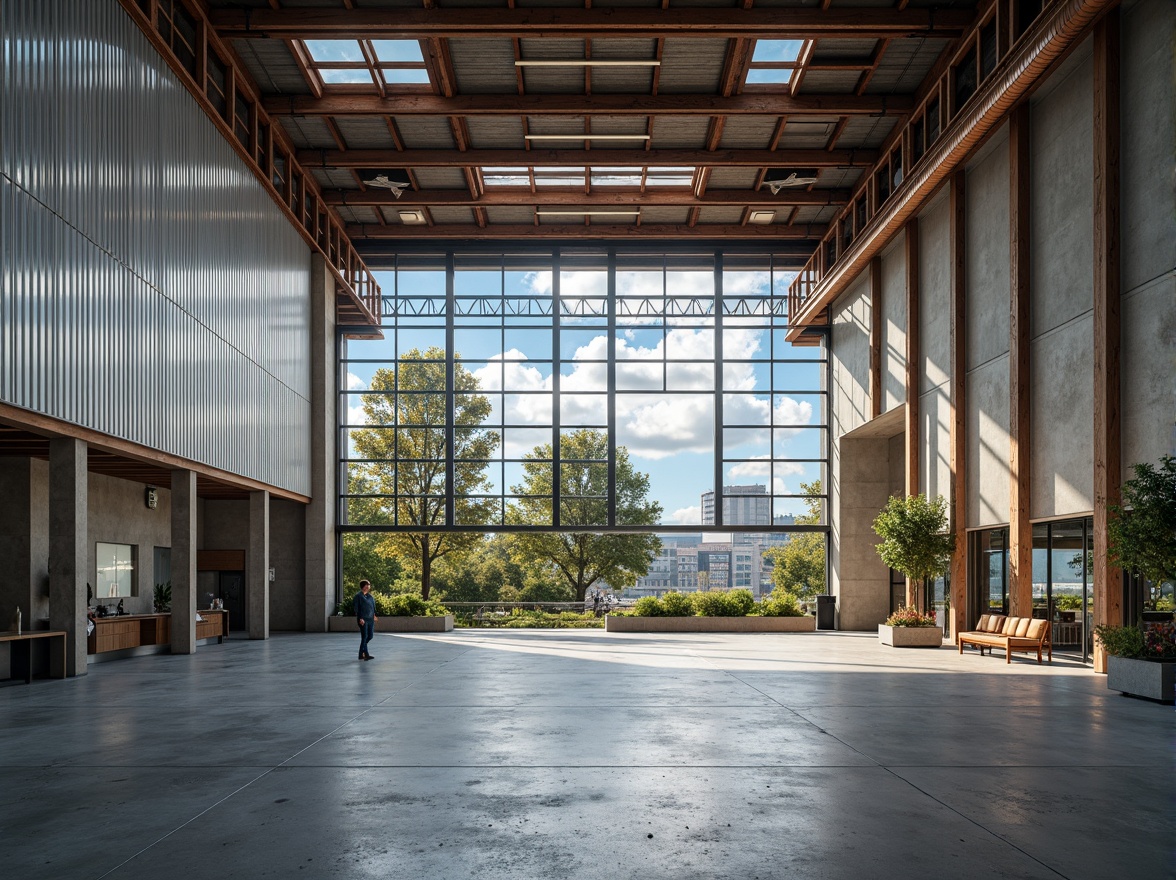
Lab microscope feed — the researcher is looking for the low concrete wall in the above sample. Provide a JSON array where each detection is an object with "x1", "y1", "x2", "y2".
[
  {"x1": 327, "y1": 615, "x2": 454, "y2": 633},
  {"x1": 605, "y1": 615, "x2": 816, "y2": 633}
]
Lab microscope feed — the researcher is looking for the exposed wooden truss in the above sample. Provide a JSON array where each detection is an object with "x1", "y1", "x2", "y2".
[
  {"x1": 347, "y1": 223, "x2": 828, "y2": 240},
  {"x1": 265, "y1": 93, "x2": 910, "y2": 117},
  {"x1": 324, "y1": 189, "x2": 851, "y2": 207},
  {"x1": 211, "y1": 7, "x2": 973, "y2": 40},
  {"x1": 302, "y1": 148, "x2": 874, "y2": 168}
]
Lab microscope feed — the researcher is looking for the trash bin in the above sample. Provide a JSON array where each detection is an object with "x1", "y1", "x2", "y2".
[{"x1": 816, "y1": 594, "x2": 836, "y2": 630}]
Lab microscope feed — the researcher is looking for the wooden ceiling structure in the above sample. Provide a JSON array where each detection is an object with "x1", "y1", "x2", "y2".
[
  {"x1": 200, "y1": 0, "x2": 977, "y2": 258},
  {"x1": 6, "y1": 0, "x2": 1111, "y2": 497}
]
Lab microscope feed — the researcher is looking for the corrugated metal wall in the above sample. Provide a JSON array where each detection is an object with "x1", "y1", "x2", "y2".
[{"x1": 0, "y1": 0, "x2": 311, "y2": 494}]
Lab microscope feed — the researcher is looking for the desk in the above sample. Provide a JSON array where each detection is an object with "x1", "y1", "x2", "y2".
[{"x1": 0, "y1": 630, "x2": 67, "y2": 683}]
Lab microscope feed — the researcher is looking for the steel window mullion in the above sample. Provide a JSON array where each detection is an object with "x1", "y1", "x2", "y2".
[
  {"x1": 445, "y1": 252, "x2": 456, "y2": 527},
  {"x1": 607, "y1": 250, "x2": 617, "y2": 528},
  {"x1": 713, "y1": 254, "x2": 724, "y2": 529},
  {"x1": 552, "y1": 251, "x2": 562, "y2": 528}
]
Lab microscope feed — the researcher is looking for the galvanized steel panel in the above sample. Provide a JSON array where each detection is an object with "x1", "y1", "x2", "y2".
[
  {"x1": 449, "y1": 39, "x2": 519, "y2": 95},
  {"x1": 649, "y1": 117, "x2": 709, "y2": 149},
  {"x1": 720, "y1": 117, "x2": 781, "y2": 150},
  {"x1": 393, "y1": 116, "x2": 456, "y2": 149},
  {"x1": 334, "y1": 118, "x2": 398, "y2": 150},
  {"x1": 466, "y1": 118, "x2": 526, "y2": 149},
  {"x1": 656, "y1": 40, "x2": 727, "y2": 94},
  {"x1": 1, "y1": 0, "x2": 312, "y2": 495}
]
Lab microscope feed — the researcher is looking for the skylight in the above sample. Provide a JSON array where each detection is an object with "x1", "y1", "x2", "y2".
[
  {"x1": 482, "y1": 167, "x2": 696, "y2": 189},
  {"x1": 300, "y1": 39, "x2": 429, "y2": 90},
  {"x1": 746, "y1": 40, "x2": 808, "y2": 86}
]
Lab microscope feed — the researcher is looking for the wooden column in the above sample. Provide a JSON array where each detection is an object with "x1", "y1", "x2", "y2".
[
  {"x1": 904, "y1": 218, "x2": 920, "y2": 607},
  {"x1": 1092, "y1": 8, "x2": 1122, "y2": 673},
  {"x1": 949, "y1": 170, "x2": 968, "y2": 641},
  {"x1": 1008, "y1": 104, "x2": 1033, "y2": 618},
  {"x1": 869, "y1": 256, "x2": 883, "y2": 420}
]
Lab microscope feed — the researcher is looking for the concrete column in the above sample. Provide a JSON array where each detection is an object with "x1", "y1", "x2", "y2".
[
  {"x1": 836, "y1": 435, "x2": 895, "y2": 630},
  {"x1": 170, "y1": 469, "x2": 198, "y2": 655},
  {"x1": 49, "y1": 438, "x2": 88, "y2": 677},
  {"x1": 248, "y1": 490, "x2": 270, "y2": 639},
  {"x1": 0, "y1": 460, "x2": 38, "y2": 633},
  {"x1": 305, "y1": 254, "x2": 337, "y2": 631}
]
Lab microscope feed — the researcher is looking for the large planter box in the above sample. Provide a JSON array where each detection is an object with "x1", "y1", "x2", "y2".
[
  {"x1": 878, "y1": 624, "x2": 944, "y2": 648},
  {"x1": 605, "y1": 615, "x2": 815, "y2": 633},
  {"x1": 328, "y1": 615, "x2": 454, "y2": 633},
  {"x1": 1106, "y1": 655, "x2": 1176, "y2": 703}
]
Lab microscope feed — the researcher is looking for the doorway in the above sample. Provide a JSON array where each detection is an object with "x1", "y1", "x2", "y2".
[{"x1": 217, "y1": 571, "x2": 246, "y2": 632}]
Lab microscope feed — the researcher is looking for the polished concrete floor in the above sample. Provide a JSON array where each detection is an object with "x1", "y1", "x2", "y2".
[{"x1": 0, "y1": 629, "x2": 1171, "y2": 879}]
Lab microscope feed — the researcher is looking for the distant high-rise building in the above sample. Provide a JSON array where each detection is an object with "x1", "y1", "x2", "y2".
[{"x1": 701, "y1": 484, "x2": 771, "y2": 527}]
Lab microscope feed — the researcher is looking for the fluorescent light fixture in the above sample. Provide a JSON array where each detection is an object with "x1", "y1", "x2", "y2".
[
  {"x1": 398, "y1": 210, "x2": 426, "y2": 224},
  {"x1": 535, "y1": 210, "x2": 641, "y2": 216},
  {"x1": 524, "y1": 134, "x2": 651, "y2": 141},
  {"x1": 749, "y1": 210, "x2": 776, "y2": 225},
  {"x1": 515, "y1": 60, "x2": 660, "y2": 67}
]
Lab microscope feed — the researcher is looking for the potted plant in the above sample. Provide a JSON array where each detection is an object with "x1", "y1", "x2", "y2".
[
  {"x1": 153, "y1": 581, "x2": 171, "y2": 613},
  {"x1": 1095, "y1": 622, "x2": 1176, "y2": 703},
  {"x1": 877, "y1": 606, "x2": 944, "y2": 647},
  {"x1": 871, "y1": 493, "x2": 954, "y2": 645}
]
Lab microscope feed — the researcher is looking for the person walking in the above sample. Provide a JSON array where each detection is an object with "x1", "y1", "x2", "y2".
[{"x1": 353, "y1": 579, "x2": 378, "y2": 660}]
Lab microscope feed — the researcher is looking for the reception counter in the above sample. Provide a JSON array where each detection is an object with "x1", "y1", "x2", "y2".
[{"x1": 88, "y1": 610, "x2": 229, "y2": 658}]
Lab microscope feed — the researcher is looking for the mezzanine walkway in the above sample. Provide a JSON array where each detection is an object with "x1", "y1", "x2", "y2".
[{"x1": 1, "y1": 629, "x2": 1171, "y2": 879}]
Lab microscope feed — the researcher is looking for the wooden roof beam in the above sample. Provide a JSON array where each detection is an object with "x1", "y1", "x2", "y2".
[
  {"x1": 211, "y1": 7, "x2": 972, "y2": 40},
  {"x1": 264, "y1": 92, "x2": 909, "y2": 117},
  {"x1": 324, "y1": 188, "x2": 851, "y2": 207},
  {"x1": 347, "y1": 222, "x2": 828, "y2": 240},
  {"x1": 301, "y1": 147, "x2": 875, "y2": 167}
]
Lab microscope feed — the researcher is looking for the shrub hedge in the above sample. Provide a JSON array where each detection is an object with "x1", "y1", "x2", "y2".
[{"x1": 625, "y1": 589, "x2": 805, "y2": 618}]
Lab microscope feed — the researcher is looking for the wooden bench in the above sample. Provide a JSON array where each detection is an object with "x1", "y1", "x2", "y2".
[{"x1": 958, "y1": 615, "x2": 1052, "y2": 664}]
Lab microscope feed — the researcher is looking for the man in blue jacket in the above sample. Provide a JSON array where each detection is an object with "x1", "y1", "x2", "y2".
[{"x1": 353, "y1": 579, "x2": 378, "y2": 660}]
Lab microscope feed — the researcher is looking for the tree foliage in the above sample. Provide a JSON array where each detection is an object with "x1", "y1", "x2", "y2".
[
  {"x1": 506, "y1": 429, "x2": 662, "y2": 603},
  {"x1": 1108, "y1": 455, "x2": 1176, "y2": 598},
  {"x1": 764, "y1": 480, "x2": 826, "y2": 598},
  {"x1": 347, "y1": 348, "x2": 499, "y2": 598},
  {"x1": 872, "y1": 493, "x2": 955, "y2": 592}
]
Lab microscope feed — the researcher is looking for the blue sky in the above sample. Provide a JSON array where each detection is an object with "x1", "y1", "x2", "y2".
[{"x1": 345, "y1": 268, "x2": 824, "y2": 523}]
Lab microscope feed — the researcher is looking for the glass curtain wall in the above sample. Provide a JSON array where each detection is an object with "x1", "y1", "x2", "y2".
[
  {"x1": 339, "y1": 250, "x2": 828, "y2": 540},
  {"x1": 972, "y1": 519, "x2": 1094, "y2": 662}
]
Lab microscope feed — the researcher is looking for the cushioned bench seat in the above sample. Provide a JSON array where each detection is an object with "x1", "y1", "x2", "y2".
[{"x1": 958, "y1": 614, "x2": 1052, "y2": 664}]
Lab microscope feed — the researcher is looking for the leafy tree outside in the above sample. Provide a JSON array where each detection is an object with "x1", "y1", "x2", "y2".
[
  {"x1": 1108, "y1": 455, "x2": 1176, "y2": 608},
  {"x1": 507, "y1": 428, "x2": 662, "y2": 603},
  {"x1": 763, "y1": 480, "x2": 826, "y2": 599},
  {"x1": 872, "y1": 493, "x2": 955, "y2": 608},
  {"x1": 347, "y1": 347, "x2": 499, "y2": 599}
]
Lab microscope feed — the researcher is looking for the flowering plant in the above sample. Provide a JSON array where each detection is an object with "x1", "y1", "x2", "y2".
[
  {"x1": 1096, "y1": 622, "x2": 1176, "y2": 661},
  {"x1": 883, "y1": 606, "x2": 939, "y2": 628}
]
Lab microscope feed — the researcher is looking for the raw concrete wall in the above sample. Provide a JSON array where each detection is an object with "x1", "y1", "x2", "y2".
[
  {"x1": 828, "y1": 277, "x2": 873, "y2": 621},
  {"x1": 880, "y1": 233, "x2": 907, "y2": 413},
  {"x1": 271, "y1": 500, "x2": 307, "y2": 631},
  {"x1": 837, "y1": 436, "x2": 894, "y2": 630},
  {"x1": 198, "y1": 498, "x2": 307, "y2": 632},
  {"x1": 1120, "y1": 0, "x2": 1176, "y2": 465},
  {"x1": 1028, "y1": 41, "x2": 1096, "y2": 520},
  {"x1": 87, "y1": 473, "x2": 173, "y2": 616},
  {"x1": 918, "y1": 189, "x2": 953, "y2": 500},
  {"x1": 964, "y1": 124, "x2": 1011, "y2": 528},
  {"x1": 0, "y1": 459, "x2": 48, "y2": 628}
]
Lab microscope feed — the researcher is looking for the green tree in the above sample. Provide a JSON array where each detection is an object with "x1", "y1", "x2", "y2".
[
  {"x1": 506, "y1": 429, "x2": 662, "y2": 603},
  {"x1": 348, "y1": 348, "x2": 499, "y2": 599},
  {"x1": 341, "y1": 532, "x2": 403, "y2": 595},
  {"x1": 872, "y1": 493, "x2": 955, "y2": 607},
  {"x1": 763, "y1": 480, "x2": 826, "y2": 599},
  {"x1": 1109, "y1": 455, "x2": 1176, "y2": 607},
  {"x1": 430, "y1": 535, "x2": 519, "y2": 603}
]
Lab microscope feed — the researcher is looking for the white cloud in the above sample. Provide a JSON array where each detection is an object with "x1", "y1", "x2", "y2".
[
  {"x1": 346, "y1": 372, "x2": 366, "y2": 390},
  {"x1": 669, "y1": 505, "x2": 701, "y2": 524},
  {"x1": 726, "y1": 458, "x2": 806, "y2": 480}
]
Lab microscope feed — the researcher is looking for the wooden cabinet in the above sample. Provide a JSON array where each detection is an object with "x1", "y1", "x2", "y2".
[{"x1": 87, "y1": 611, "x2": 228, "y2": 655}]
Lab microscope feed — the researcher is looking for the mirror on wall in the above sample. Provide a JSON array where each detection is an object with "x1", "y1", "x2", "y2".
[{"x1": 96, "y1": 542, "x2": 136, "y2": 598}]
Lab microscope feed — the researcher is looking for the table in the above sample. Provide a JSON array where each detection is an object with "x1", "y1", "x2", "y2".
[{"x1": 0, "y1": 630, "x2": 68, "y2": 683}]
